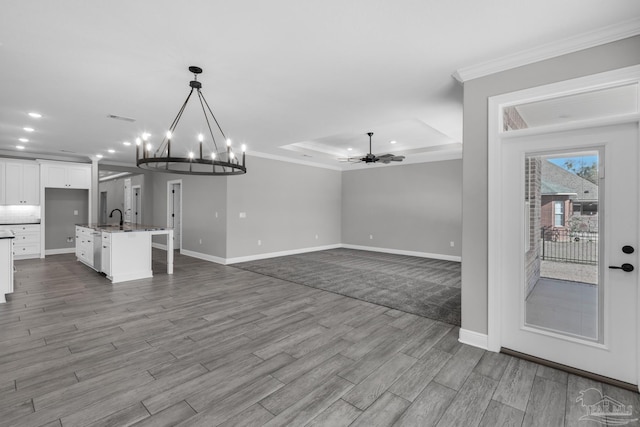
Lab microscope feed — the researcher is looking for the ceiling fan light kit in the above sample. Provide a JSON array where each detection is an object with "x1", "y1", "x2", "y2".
[
  {"x1": 136, "y1": 66, "x2": 247, "y2": 176},
  {"x1": 342, "y1": 132, "x2": 405, "y2": 164}
]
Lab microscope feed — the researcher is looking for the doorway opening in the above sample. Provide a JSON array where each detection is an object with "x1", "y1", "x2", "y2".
[
  {"x1": 132, "y1": 185, "x2": 141, "y2": 225},
  {"x1": 167, "y1": 180, "x2": 182, "y2": 251},
  {"x1": 99, "y1": 191, "x2": 107, "y2": 224}
]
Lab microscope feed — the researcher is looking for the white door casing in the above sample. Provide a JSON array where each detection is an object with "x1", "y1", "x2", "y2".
[
  {"x1": 124, "y1": 178, "x2": 132, "y2": 223},
  {"x1": 167, "y1": 180, "x2": 182, "y2": 251},
  {"x1": 132, "y1": 185, "x2": 141, "y2": 225}
]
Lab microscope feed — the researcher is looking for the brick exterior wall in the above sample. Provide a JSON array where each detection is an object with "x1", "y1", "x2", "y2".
[
  {"x1": 503, "y1": 106, "x2": 528, "y2": 131},
  {"x1": 525, "y1": 157, "x2": 541, "y2": 297}
]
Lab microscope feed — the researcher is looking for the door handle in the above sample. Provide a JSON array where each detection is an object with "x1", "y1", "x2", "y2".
[{"x1": 609, "y1": 263, "x2": 634, "y2": 272}]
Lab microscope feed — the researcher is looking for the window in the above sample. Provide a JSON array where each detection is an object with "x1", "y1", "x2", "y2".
[{"x1": 554, "y1": 201, "x2": 564, "y2": 227}]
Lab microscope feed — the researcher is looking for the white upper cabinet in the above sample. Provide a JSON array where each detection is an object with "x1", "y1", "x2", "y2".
[
  {"x1": 4, "y1": 161, "x2": 40, "y2": 205},
  {"x1": 0, "y1": 161, "x2": 5, "y2": 204},
  {"x1": 41, "y1": 161, "x2": 91, "y2": 189}
]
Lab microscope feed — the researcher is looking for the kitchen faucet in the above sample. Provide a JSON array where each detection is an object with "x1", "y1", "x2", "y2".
[{"x1": 109, "y1": 209, "x2": 124, "y2": 227}]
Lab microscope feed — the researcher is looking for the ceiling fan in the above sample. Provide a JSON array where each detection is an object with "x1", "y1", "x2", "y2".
[{"x1": 340, "y1": 132, "x2": 405, "y2": 164}]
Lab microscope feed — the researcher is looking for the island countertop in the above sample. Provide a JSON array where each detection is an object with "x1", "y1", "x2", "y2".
[
  {"x1": 0, "y1": 230, "x2": 15, "y2": 239},
  {"x1": 76, "y1": 223, "x2": 171, "y2": 233}
]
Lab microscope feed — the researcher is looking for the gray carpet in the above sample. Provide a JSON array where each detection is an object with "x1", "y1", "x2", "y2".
[{"x1": 234, "y1": 248, "x2": 461, "y2": 326}]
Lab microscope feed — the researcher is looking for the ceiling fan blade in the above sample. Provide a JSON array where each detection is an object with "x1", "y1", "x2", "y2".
[{"x1": 390, "y1": 156, "x2": 405, "y2": 161}]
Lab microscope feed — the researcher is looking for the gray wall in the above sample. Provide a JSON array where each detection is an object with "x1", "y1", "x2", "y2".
[
  {"x1": 226, "y1": 155, "x2": 342, "y2": 259},
  {"x1": 461, "y1": 35, "x2": 640, "y2": 334},
  {"x1": 342, "y1": 159, "x2": 462, "y2": 258},
  {"x1": 98, "y1": 165, "x2": 152, "y2": 225},
  {"x1": 45, "y1": 188, "x2": 89, "y2": 250},
  {"x1": 151, "y1": 171, "x2": 228, "y2": 259},
  {"x1": 98, "y1": 178, "x2": 124, "y2": 223}
]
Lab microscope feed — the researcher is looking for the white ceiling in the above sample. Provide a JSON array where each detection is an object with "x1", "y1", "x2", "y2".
[{"x1": 1, "y1": 1, "x2": 639, "y2": 170}]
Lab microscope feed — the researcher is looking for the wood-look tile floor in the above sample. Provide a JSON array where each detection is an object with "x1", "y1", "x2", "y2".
[{"x1": 0, "y1": 251, "x2": 637, "y2": 427}]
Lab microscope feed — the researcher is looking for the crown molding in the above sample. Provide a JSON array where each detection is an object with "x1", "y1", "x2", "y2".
[
  {"x1": 453, "y1": 17, "x2": 640, "y2": 83},
  {"x1": 248, "y1": 151, "x2": 343, "y2": 171}
]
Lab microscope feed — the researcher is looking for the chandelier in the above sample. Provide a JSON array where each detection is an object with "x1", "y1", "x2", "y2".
[{"x1": 136, "y1": 66, "x2": 247, "y2": 176}]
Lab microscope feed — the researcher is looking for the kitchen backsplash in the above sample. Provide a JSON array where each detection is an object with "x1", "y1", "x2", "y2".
[{"x1": 0, "y1": 205, "x2": 41, "y2": 224}]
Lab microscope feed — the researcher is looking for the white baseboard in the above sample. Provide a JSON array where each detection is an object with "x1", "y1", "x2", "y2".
[
  {"x1": 177, "y1": 243, "x2": 461, "y2": 266},
  {"x1": 110, "y1": 270, "x2": 153, "y2": 284},
  {"x1": 458, "y1": 328, "x2": 489, "y2": 350},
  {"x1": 341, "y1": 244, "x2": 462, "y2": 263},
  {"x1": 180, "y1": 248, "x2": 227, "y2": 265},
  {"x1": 225, "y1": 244, "x2": 343, "y2": 265},
  {"x1": 45, "y1": 248, "x2": 76, "y2": 255},
  {"x1": 152, "y1": 242, "x2": 167, "y2": 251}
]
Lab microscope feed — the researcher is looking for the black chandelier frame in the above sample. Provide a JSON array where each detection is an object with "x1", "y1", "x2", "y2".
[{"x1": 136, "y1": 66, "x2": 247, "y2": 176}]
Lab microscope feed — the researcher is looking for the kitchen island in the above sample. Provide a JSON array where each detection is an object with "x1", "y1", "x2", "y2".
[{"x1": 76, "y1": 223, "x2": 173, "y2": 283}]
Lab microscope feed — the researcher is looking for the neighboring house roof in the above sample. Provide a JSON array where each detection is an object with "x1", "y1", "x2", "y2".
[{"x1": 542, "y1": 160, "x2": 598, "y2": 201}]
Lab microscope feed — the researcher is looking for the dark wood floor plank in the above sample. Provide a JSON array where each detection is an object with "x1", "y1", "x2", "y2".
[
  {"x1": 522, "y1": 376, "x2": 567, "y2": 427},
  {"x1": 216, "y1": 403, "x2": 275, "y2": 427},
  {"x1": 432, "y1": 344, "x2": 484, "y2": 391},
  {"x1": 259, "y1": 354, "x2": 354, "y2": 415},
  {"x1": 343, "y1": 352, "x2": 416, "y2": 410},
  {"x1": 492, "y1": 357, "x2": 538, "y2": 412},
  {"x1": 261, "y1": 375, "x2": 354, "y2": 427},
  {"x1": 349, "y1": 391, "x2": 410, "y2": 427},
  {"x1": 479, "y1": 400, "x2": 525, "y2": 427},
  {"x1": 176, "y1": 376, "x2": 284, "y2": 427},
  {"x1": 185, "y1": 353, "x2": 295, "y2": 413},
  {"x1": 394, "y1": 381, "x2": 457, "y2": 427},
  {"x1": 271, "y1": 339, "x2": 351, "y2": 384},
  {"x1": 436, "y1": 372, "x2": 498, "y2": 427},
  {"x1": 305, "y1": 399, "x2": 362, "y2": 427},
  {"x1": 131, "y1": 401, "x2": 197, "y2": 427},
  {"x1": 84, "y1": 402, "x2": 150, "y2": 427},
  {"x1": 60, "y1": 364, "x2": 207, "y2": 427},
  {"x1": 388, "y1": 347, "x2": 452, "y2": 402},
  {"x1": 1, "y1": 251, "x2": 634, "y2": 427},
  {"x1": 564, "y1": 374, "x2": 603, "y2": 427}
]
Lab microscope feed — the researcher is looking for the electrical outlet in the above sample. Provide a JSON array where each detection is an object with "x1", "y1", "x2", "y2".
[
  {"x1": 315, "y1": 234, "x2": 318, "y2": 240},
  {"x1": 450, "y1": 241, "x2": 455, "y2": 247},
  {"x1": 239, "y1": 212, "x2": 247, "y2": 218},
  {"x1": 67, "y1": 237, "x2": 73, "y2": 243},
  {"x1": 199, "y1": 239, "x2": 202, "y2": 244},
  {"x1": 369, "y1": 234, "x2": 373, "y2": 240},
  {"x1": 215, "y1": 211, "x2": 218, "y2": 218},
  {"x1": 73, "y1": 210, "x2": 78, "y2": 216},
  {"x1": 258, "y1": 239, "x2": 262, "y2": 246}
]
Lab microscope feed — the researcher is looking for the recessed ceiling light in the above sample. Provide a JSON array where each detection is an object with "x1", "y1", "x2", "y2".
[
  {"x1": 347, "y1": 148, "x2": 352, "y2": 151},
  {"x1": 108, "y1": 149, "x2": 115, "y2": 153},
  {"x1": 390, "y1": 140, "x2": 397, "y2": 144},
  {"x1": 122, "y1": 141, "x2": 131, "y2": 146},
  {"x1": 23, "y1": 127, "x2": 34, "y2": 132},
  {"x1": 16, "y1": 145, "x2": 25, "y2": 150},
  {"x1": 19, "y1": 138, "x2": 29, "y2": 143},
  {"x1": 28, "y1": 112, "x2": 42, "y2": 118},
  {"x1": 96, "y1": 154, "x2": 103, "y2": 158}
]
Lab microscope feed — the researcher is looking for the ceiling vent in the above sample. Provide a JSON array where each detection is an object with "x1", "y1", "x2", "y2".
[{"x1": 107, "y1": 114, "x2": 136, "y2": 123}]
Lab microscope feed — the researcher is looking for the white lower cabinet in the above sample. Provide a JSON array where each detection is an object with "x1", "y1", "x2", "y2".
[
  {"x1": 101, "y1": 232, "x2": 111, "y2": 277},
  {"x1": 75, "y1": 226, "x2": 95, "y2": 268},
  {"x1": 10, "y1": 224, "x2": 41, "y2": 260},
  {"x1": 0, "y1": 235, "x2": 14, "y2": 303}
]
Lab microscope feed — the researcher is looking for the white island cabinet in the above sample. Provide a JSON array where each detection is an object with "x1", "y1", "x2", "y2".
[
  {"x1": 76, "y1": 223, "x2": 173, "y2": 284},
  {"x1": 0, "y1": 230, "x2": 15, "y2": 302}
]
